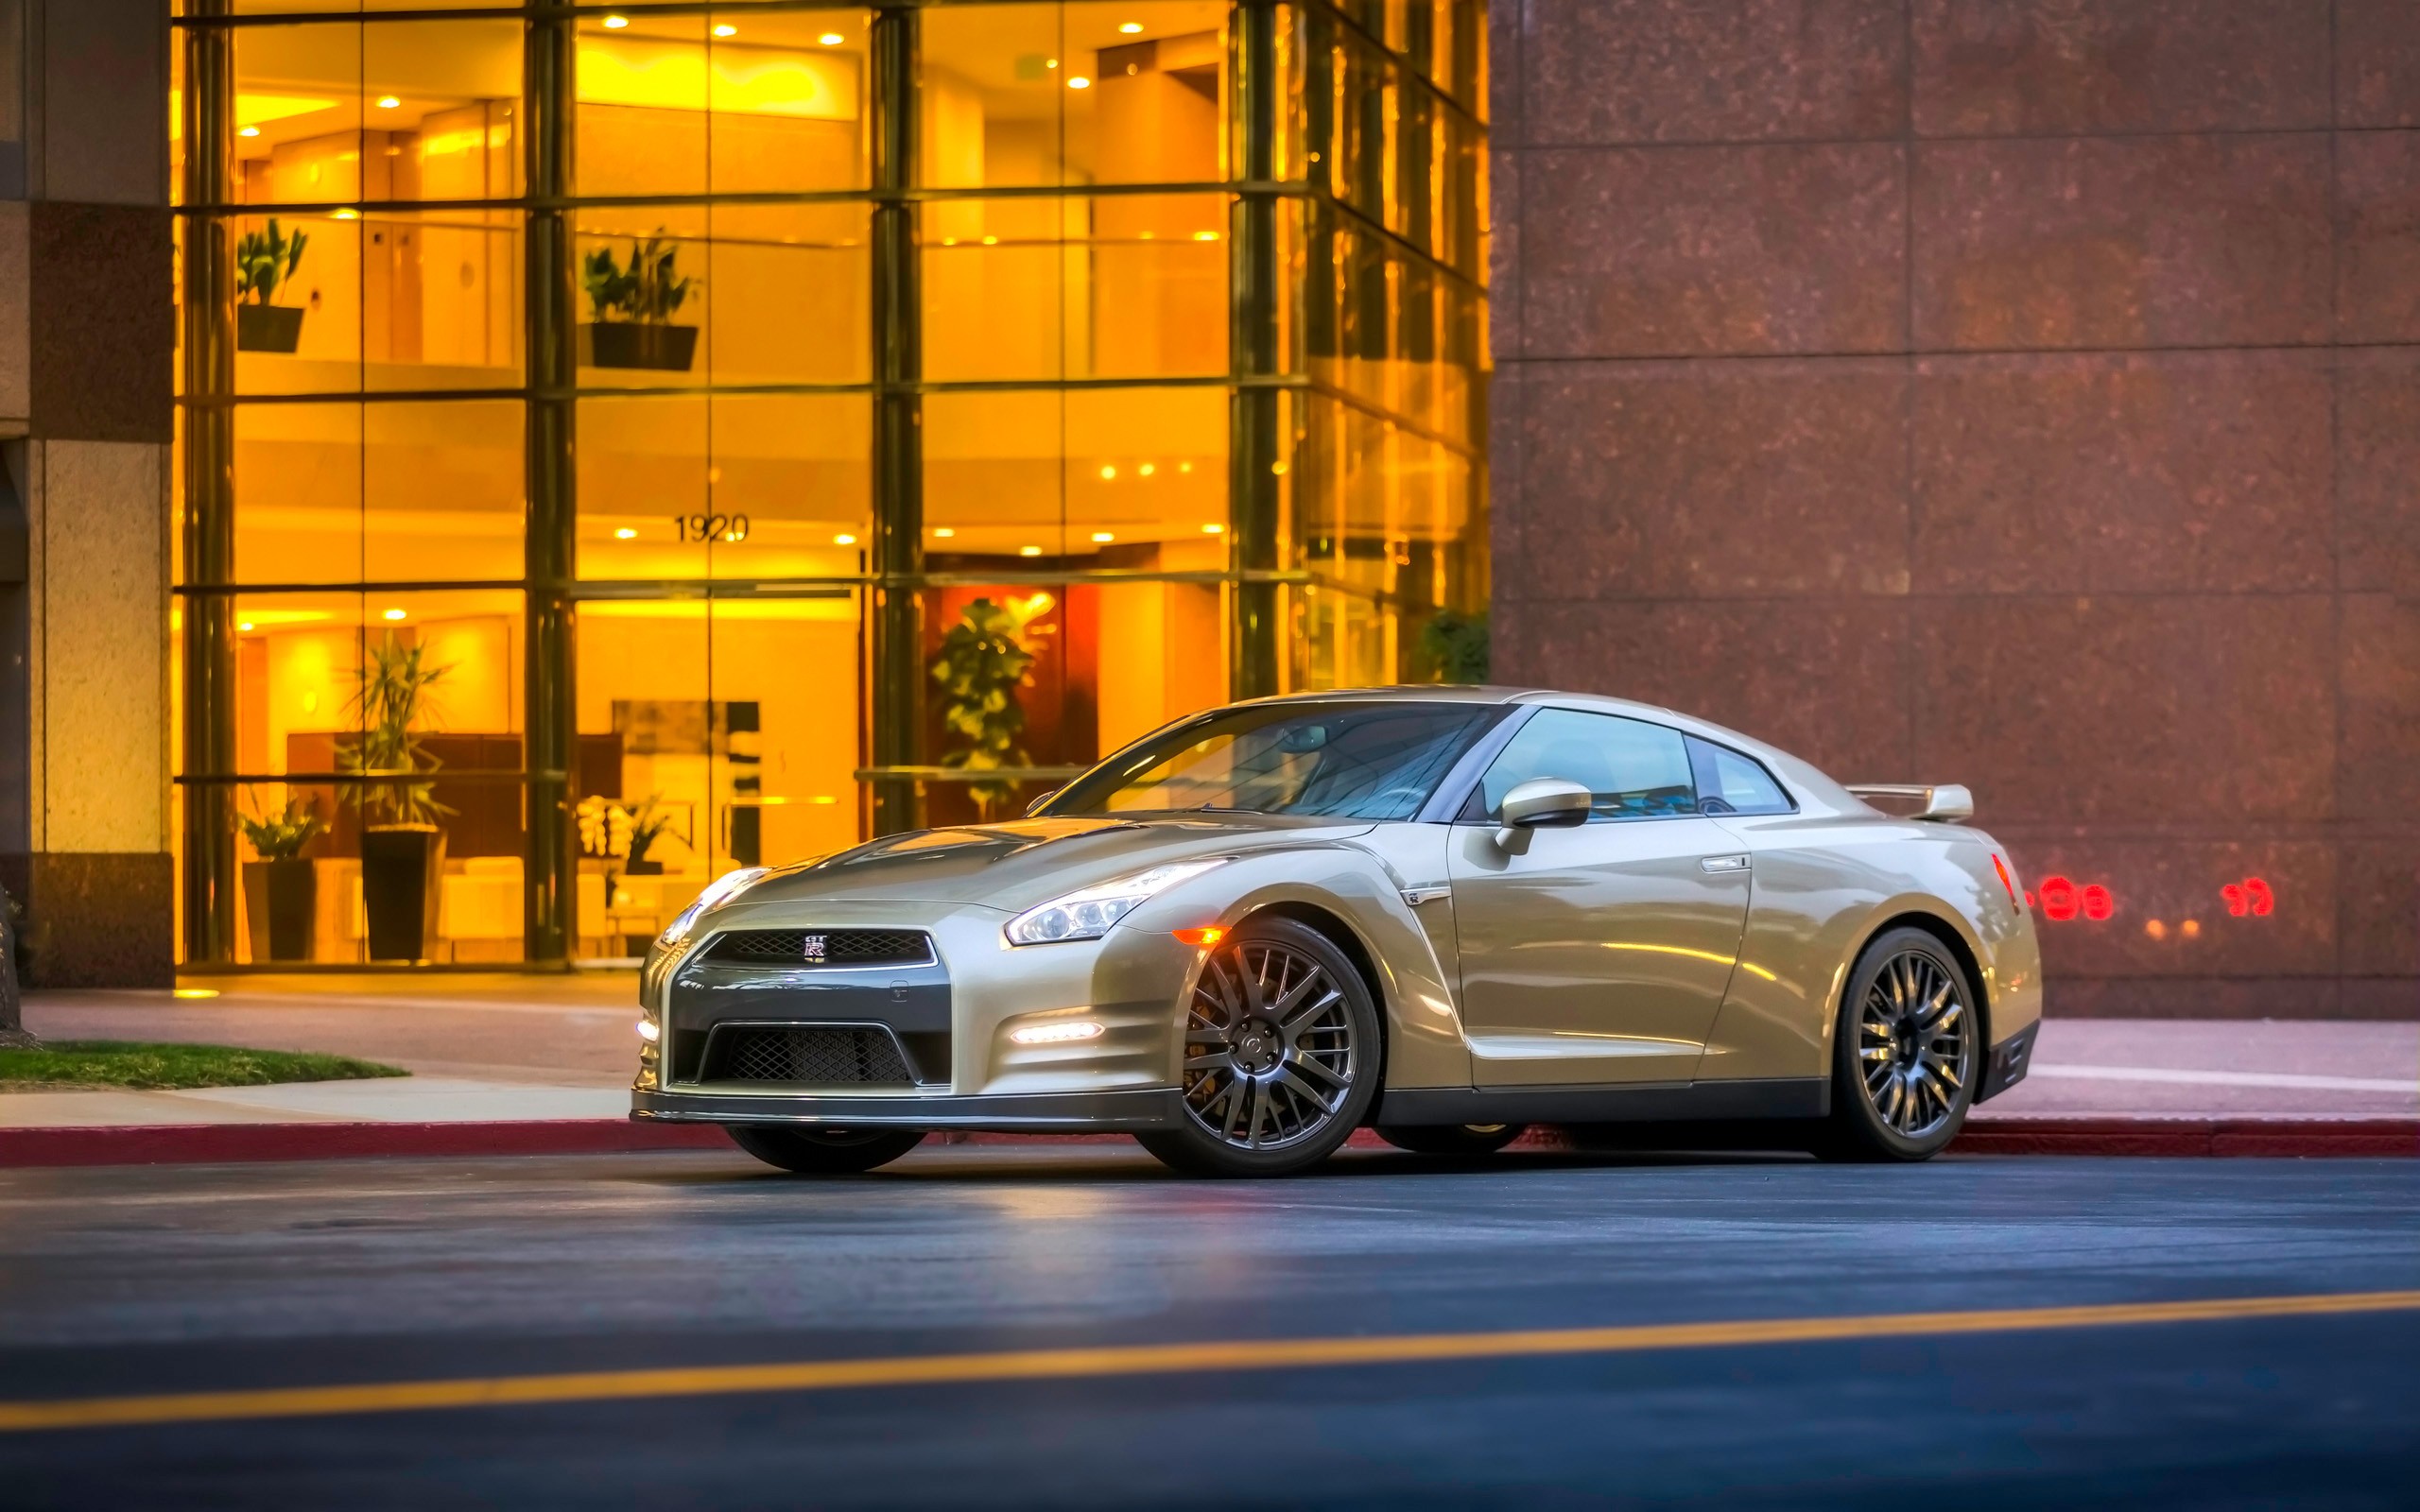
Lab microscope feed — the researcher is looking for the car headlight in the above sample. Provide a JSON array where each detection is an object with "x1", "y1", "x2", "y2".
[
  {"x1": 1004, "y1": 859, "x2": 1229, "y2": 946},
  {"x1": 657, "y1": 867, "x2": 769, "y2": 948}
]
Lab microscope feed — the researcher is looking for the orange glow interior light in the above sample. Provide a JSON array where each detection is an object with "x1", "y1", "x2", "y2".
[{"x1": 1171, "y1": 926, "x2": 1227, "y2": 947}]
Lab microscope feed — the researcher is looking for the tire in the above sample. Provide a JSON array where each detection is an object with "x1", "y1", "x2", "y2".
[
  {"x1": 1374, "y1": 1123, "x2": 1526, "y2": 1156},
  {"x1": 1818, "y1": 927, "x2": 1980, "y2": 1162},
  {"x1": 726, "y1": 1126, "x2": 927, "y2": 1175},
  {"x1": 1135, "y1": 916, "x2": 1382, "y2": 1177}
]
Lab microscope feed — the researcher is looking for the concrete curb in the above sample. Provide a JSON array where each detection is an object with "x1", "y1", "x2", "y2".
[{"x1": 2, "y1": 1116, "x2": 2413, "y2": 1168}]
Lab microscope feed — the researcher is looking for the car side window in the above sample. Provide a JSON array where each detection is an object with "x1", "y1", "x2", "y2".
[
  {"x1": 1687, "y1": 737, "x2": 1795, "y2": 816},
  {"x1": 1476, "y1": 709, "x2": 1699, "y2": 821}
]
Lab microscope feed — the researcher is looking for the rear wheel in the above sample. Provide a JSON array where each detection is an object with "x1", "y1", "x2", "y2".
[
  {"x1": 1374, "y1": 1123, "x2": 1526, "y2": 1156},
  {"x1": 1818, "y1": 927, "x2": 1979, "y2": 1162},
  {"x1": 726, "y1": 1126, "x2": 926, "y2": 1175},
  {"x1": 1135, "y1": 917, "x2": 1381, "y2": 1177}
]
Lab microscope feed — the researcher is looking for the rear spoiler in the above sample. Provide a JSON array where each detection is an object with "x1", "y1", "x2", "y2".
[{"x1": 1845, "y1": 783, "x2": 1974, "y2": 823}]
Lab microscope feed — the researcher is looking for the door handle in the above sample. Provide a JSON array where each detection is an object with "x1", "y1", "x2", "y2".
[{"x1": 1700, "y1": 854, "x2": 1751, "y2": 873}]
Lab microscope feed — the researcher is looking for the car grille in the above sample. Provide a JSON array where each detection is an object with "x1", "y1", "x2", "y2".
[
  {"x1": 702, "y1": 928, "x2": 933, "y2": 968},
  {"x1": 708, "y1": 1026, "x2": 915, "y2": 1087}
]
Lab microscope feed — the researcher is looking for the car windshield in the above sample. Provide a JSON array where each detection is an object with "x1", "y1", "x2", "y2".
[{"x1": 1044, "y1": 702, "x2": 1499, "y2": 821}]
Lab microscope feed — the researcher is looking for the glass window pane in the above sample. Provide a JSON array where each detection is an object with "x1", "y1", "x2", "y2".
[
  {"x1": 706, "y1": 9, "x2": 870, "y2": 194},
  {"x1": 234, "y1": 401, "x2": 362, "y2": 581},
  {"x1": 700, "y1": 393, "x2": 871, "y2": 580},
  {"x1": 575, "y1": 599, "x2": 709, "y2": 957},
  {"x1": 578, "y1": 395, "x2": 709, "y2": 580},
  {"x1": 705, "y1": 203, "x2": 870, "y2": 386},
  {"x1": 363, "y1": 19, "x2": 521, "y2": 201},
  {"x1": 365, "y1": 399, "x2": 525, "y2": 581},
  {"x1": 577, "y1": 11, "x2": 707, "y2": 198},
  {"x1": 220, "y1": 207, "x2": 364, "y2": 395},
  {"x1": 363, "y1": 207, "x2": 524, "y2": 389},
  {"x1": 924, "y1": 386, "x2": 1226, "y2": 563},
  {"x1": 233, "y1": 23, "x2": 360, "y2": 207},
  {"x1": 1481, "y1": 711, "x2": 1699, "y2": 821},
  {"x1": 575, "y1": 211, "x2": 710, "y2": 390}
]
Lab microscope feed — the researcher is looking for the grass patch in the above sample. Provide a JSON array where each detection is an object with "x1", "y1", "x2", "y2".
[{"x1": 0, "y1": 1040, "x2": 409, "y2": 1092}]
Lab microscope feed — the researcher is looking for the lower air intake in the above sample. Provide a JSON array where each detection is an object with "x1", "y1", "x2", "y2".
[{"x1": 709, "y1": 1026, "x2": 915, "y2": 1087}]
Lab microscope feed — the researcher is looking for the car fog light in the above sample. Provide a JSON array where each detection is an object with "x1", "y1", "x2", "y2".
[
  {"x1": 1010, "y1": 1020, "x2": 1104, "y2": 1046},
  {"x1": 636, "y1": 1019, "x2": 660, "y2": 1043}
]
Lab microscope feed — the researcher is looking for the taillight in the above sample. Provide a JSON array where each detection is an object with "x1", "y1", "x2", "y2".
[{"x1": 1991, "y1": 853, "x2": 2020, "y2": 910}]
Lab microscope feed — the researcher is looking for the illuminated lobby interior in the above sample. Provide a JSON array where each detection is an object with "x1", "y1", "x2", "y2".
[{"x1": 173, "y1": 2, "x2": 1488, "y2": 964}]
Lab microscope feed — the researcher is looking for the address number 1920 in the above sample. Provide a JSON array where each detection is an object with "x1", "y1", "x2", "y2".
[{"x1": 673, "y1": 513, "x2": 752, "y2": 543}]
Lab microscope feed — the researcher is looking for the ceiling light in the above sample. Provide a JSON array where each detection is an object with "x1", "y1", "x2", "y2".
[
  {"x1": 1119, "y1": 22, "x2": 1144, "y2": 32},
  {"x1": 383, "y1": 608, "x2": 407, "y2": 620},
  {"x1": 713, "y1": 24, "x2": 736, "y2": 39},
  {"x1": 1091, "y1": 531, "x2": 1115, "y2": 543},
  {"x1": 932, "y1": 526, "x2": 956, "y2": 539},
  {"x1": 238, "y1": 621, "x2": 255, "y2": 632},
  {"x1": 1201, "y1": 523, "x2": 1224, "y2": 534},
  {"x1": 603, "y1": 14, "x2": 629, "y2": 28},
  {"x1": 614, "y1": 527, "x2": 637, "y2": 540},
  {"x1": 331, "y1": 208, "x2": 358, "y2": 219},
  {"x1": 1179, "y1": 461, "x2": 1193, "y2": 472},
  {"x1": 1138, "y1": 462, "x2": 1155, "y2": 476},
  {"x1": 1019, "y1": 545, "x2": 1044, "y2": 557},
  {"x1": 981, "y1": 234, "x2": 998, "y2": 246},
  {"x1": 1068, "y1": 76, "x2": 1091, "y2": 89},
  {"x1": 834, "y1": 532, "x2": 857, "y2": 545},
  {"x1": 238, "y1": 125, "x2": 260, "y2": 138},
  {"x1": 820, "y1": 32, "x2": 844, "y2": 46},
  {"x1": 375, "y1": 95, "x2": 400, "y2": 110},
  {"x1": 1099, "y1": 464, "x2": 1116, "y2": 480},
  {"x1": 1046, "y1": 58, "x2": 1059, "y2": 69},
  {"x1": 1193, "y1": 230, "x2": 1219, "y2": 241}
]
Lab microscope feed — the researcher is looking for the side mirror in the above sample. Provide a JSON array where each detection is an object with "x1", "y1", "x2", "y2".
[
  {"x1": 1024, "y1": 788, "x2": 1061, "y2": 818},
  {"x1": 1494, "y1": 777, "x2": 1592, "y2": 851}
]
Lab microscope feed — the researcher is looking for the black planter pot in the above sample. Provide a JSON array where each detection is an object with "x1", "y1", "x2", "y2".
[
  {"x1": 622, "y1": 856, "x2": 664, "y2": 876},
  {"x1": 579, "y1": 321, "x2": 699, "y2": 371},
  {"x1": 236, "y1": 303, "x2": 304, "y2": 352},
  {"x1": 362, "y1": 825, "x2": 446, "y2": 963},
  {"x1": 243, "y1": 857, "x2": 319, "y2": 963}
]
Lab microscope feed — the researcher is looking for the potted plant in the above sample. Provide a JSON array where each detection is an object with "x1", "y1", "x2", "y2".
[
  {"x1": 931, "y1": 595, "x2": 1046, "y2": 820},
  {"x1": 337, "y1": 633, "x2": 455, "y2": 962},
  {"x1": 578, "y1": 232, "x2": 700, "y2": 370},
  {"x1": 234, "y1": 217, "x2": 309, "y2": 352},
  {"x1": 237, "y1": 797, "x2": 322, "y2": 962}
]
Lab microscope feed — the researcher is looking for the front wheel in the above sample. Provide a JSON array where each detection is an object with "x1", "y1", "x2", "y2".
[
  {"x1": 1818, "y1": 927, "x2": 1980, "y2": 1161},
  {"x1": 1135, "y1": 917, "x2": 1381, "y2": 1177},
  {"x1": 1374, "y1": 1123, "x2": 1526, "y2": 1156},
  {"x1": 727, "y1": 1126, "x2": 926, "y2": 1175}
]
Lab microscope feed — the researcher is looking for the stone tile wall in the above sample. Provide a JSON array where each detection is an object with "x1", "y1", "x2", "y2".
[{"x1": 1493, "y1": 0, "x2": 2420, "y2": 1017}]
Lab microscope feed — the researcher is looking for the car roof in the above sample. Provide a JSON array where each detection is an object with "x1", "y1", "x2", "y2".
[{"x1": 1237, "y1": 685, "x2": 1868, "y2": 815}]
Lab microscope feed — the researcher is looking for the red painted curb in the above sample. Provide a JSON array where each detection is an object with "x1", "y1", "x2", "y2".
[
  {"x1": 1, "y1": 1116, "x2": 2411, "y2": 1169},
  {"x1": 0, "y1": 1119, "x2": 729, "y2": 1169}
]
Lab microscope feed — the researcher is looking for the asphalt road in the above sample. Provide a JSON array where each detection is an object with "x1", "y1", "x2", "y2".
[{"x1": 3, "y1": 1144, "x2": 2417, "y2": 1510}]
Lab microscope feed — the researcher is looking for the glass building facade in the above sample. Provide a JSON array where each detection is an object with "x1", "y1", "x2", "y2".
[{"x1": 172, "y1": 0, "x2": 1487, "y2": 966}]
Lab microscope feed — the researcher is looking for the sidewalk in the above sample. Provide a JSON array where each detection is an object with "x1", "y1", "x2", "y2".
[{"x1": 4, "y1": 976, "x2": 2413, "y2": 1164}]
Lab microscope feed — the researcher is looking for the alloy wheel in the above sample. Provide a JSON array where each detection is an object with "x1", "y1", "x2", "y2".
[
  {"x1": 1180, "y1": 938, "x2": 1359, "y2": 1151},
  {"x1": 1854, "y1": 949, "x2": 1974, "y2": 1138}
]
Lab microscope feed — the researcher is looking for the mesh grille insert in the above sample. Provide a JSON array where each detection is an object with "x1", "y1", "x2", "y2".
[
  {"x1": 703, "y1": 929, "x2": 932, "y2": 968},
  {"x1": 709, "y1": 1026, "x2": 915, "y2": 1086}
]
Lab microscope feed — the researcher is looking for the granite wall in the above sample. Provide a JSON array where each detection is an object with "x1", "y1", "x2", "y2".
[{"x1": 1491, "y1": 0, "x2": 2420, "y2": 1018}]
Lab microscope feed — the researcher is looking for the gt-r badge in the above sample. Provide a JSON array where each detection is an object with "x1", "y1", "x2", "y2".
[{"x1": 801, "y1": 934, "x2": 827, "y2": 962}]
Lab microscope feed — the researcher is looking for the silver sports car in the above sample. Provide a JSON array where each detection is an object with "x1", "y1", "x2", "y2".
[{"x1": 631, "y1": 688, "x2": 2043, "y2": 1177}]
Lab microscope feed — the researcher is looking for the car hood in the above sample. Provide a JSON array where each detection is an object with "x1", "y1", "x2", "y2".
[{"x1": 735, "y1": 813, "x2": 1376, "y2": 911}]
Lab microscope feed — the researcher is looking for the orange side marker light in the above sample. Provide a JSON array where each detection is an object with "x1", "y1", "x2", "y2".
[{"x1": 1171, "y1": 926, "x2": 1227, "y2": 948}]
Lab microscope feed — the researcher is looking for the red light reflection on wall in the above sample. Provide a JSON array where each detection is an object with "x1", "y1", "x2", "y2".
[
  {"x1": 2034, "y1": 876, "x2": 2115, "y2": 923},
  {"x1": 2221, "y1": 878, "x2": 2274, "y2": 918}
]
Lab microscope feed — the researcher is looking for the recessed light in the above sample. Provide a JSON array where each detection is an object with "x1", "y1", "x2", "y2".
[
  {"x1": 1179, "y1": 461, "x2": 1193, "y2": 472},
  {"x1": 713, "y1": 24, "x2": 736, "y2": 39},
  {"x1": 1119, "y1": 22, "x2": 1144, "y2": 32},
  {"x1": 1019, "y1": 545, "x2": 1044, "y2": 557},
  {"x1": 238, "y1": 125, "x2": 260, "y2": 138},
  {"x1": 1201, "y1": 523, "x2": 1224, "y2": 534},
  {"x1": 1068, "y1": 76, "x2": 1091, "y2": 90},
  {"x1": 981, "y1": 234, "x2": 998, "y2": 246},
  {"x1": 1091, "y1": 531, "x2": 1115, "y2": 543},
  {"x1": 933, "y1": 527, "x2": 956, "y2": 539},
  {"x1": 375, "y1": 95, "x2": 400, "y2": 110},
  {"x1": 1099, "y1": 464, "x2": 1116, "y2": 480},
  {"x1": 1193, "y1": 230, "x2": 1219, "y2": 241},
  {"x1": 820, "y1": 32, "x2": 843, "y2": 46},
  {"x1": 834, "y1": 532, "x2": 857, "y2": 545},
  {"x1": 238, "y1": 621, "x2": 255, "y2": 632},
  {"x1": 383, "y1": 608, "x2": 407, "y2": 620},
  {"x1": 603, "y1": 14, "x2": 628, "y2": 28},
  {"x1": 1138, "y1": 462, "x2": 1155, "y2": 476},
  {"x1": 332, "y1": 208, "x2": 358, "y2": 219},
  {"x1": 614, "y1": 527, "x2": 637, "y2": 540}
]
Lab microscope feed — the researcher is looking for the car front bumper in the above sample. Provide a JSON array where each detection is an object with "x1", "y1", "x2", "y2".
[{"x1": 631, "y1": 1086, "x2": 1184, "y2": 1133}]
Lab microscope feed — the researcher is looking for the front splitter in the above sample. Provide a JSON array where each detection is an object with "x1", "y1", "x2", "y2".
[{"x1": 632, "y1": 1087, "x2": 1183, "y2": 1134}]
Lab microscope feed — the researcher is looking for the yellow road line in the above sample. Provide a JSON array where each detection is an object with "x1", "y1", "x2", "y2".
[{"x1": 5, "y1": 1288, "x2": 2416, "y2": 1435}]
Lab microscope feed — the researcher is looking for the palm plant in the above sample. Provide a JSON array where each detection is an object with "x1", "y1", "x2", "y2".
[
  {"x1": 337, "y1": 633, "x2": 455, "y2": 827},
  {"x1": 581, "y1": 232, "x2": 695, "y2": 323},
  {"x1": 931, "y1": 596, "x2": 1047, "y2": 818},
  {"x1": 237, "y1": 797, "x2": 322, "y2": 860}
]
